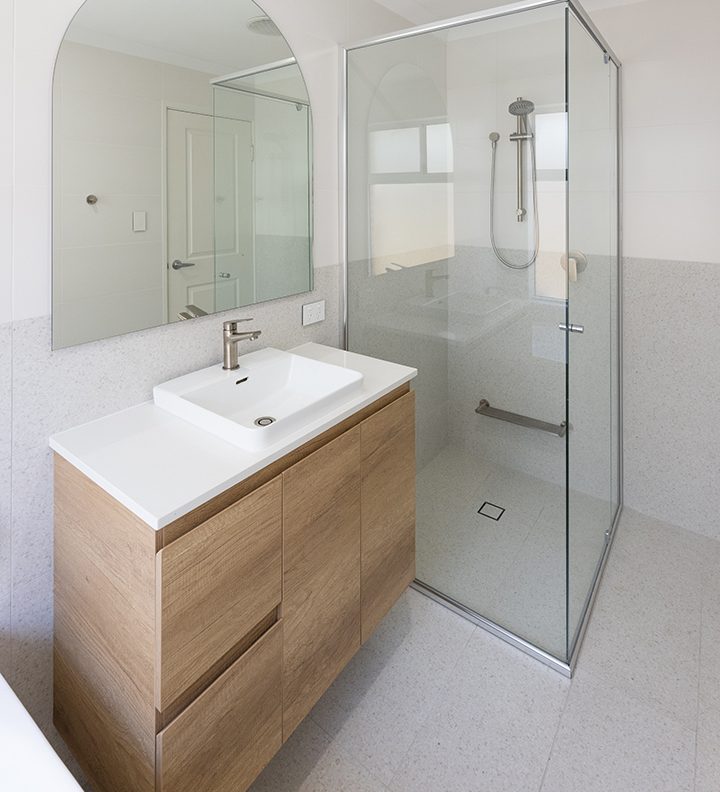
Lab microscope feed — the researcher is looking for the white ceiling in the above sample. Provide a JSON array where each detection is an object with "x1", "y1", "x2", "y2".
[
  {"x1": 65, "y1": 0, "x2": 293, "y2": 76},
  {"x1": 373, "y1": 0, "x2": 649, "y2": 26}
]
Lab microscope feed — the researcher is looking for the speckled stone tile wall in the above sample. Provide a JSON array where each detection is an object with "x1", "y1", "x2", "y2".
[
  {"x1": 0, "y1": 321, "x2": 11, "y2": 679},
  {"x1": 622, "y1": 257, "x2": 720, "y2": 540},
  {"x1": 6, "y1": 265, "x2": 340, "y2": 729}
]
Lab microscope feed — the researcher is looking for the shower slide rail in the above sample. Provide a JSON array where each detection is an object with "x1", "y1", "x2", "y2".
[{"x1": 475, "y1": 399, "x2": 567, "y2": 437}]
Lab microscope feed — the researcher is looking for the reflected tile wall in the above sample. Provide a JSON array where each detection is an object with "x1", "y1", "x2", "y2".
[{"x1": 347, "y1": 258, "x2": 450, "y2": 469}]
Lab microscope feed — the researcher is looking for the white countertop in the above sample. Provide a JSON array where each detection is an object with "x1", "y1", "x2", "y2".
[
  {"x1": 0, "y1": 675, "x2": 82, "y2": 791},
  {"x1": 50, "y1": 344, "x2": 417, "y2": 530}
]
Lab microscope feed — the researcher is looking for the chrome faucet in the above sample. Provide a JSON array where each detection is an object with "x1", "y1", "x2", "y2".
[
  {"x1": 425, "y1": 270, "x2": 449, "y2": 298},
  {"x1": 222, "y1": 319, "x2": 262, "y2": 370}
]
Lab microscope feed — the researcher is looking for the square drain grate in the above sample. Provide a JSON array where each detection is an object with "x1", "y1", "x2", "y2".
[{"x1": 478, "y1": 501, "x2": 505, "y2": 521}]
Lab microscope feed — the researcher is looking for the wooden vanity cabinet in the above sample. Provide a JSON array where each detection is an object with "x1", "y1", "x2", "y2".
[
  {"x1": 360, "y1": 391, "x2": 416, "y2": 640},
  {"x1": 156, "y1": 622, "x2": 283, "y2": 792},
  {"x1": 282, "y1": 427, "x2": 362, "y2": 738},
  {"x1": 156, "y1": 477, "x2": 283, "y2": 712},
  {"x1": 54, "y1": 385, "x2": 415, "y2": 792}
]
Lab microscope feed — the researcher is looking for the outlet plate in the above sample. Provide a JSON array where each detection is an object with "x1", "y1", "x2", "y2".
[{"x1": 302, "y1": 300, "x2": 325, "y2": 326}]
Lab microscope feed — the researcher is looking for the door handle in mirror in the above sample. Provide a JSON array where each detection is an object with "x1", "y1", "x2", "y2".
[{"x1": 171, "y1": 259, "x2": 195, "y2": 270}]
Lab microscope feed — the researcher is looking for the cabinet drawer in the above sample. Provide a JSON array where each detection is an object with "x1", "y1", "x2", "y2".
[
  {"x1": 156, "y1": 621, "x2": 282, "y2": 792},
  {"x1": 156, "y1": 477, "x2": 282, "y2": 710}
]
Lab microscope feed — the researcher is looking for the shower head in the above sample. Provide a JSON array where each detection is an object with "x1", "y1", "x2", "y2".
[
  {"x1": 489, "y1": 131, "x2": 500, "y2": 146},
  {"x1": 508, "y1": 98, "x2": 535, "y2": 117}
]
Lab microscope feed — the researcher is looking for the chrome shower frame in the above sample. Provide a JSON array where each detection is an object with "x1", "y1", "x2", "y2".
[{"x1": 340, "y1": 0, "x2": 623, "y2": 677}]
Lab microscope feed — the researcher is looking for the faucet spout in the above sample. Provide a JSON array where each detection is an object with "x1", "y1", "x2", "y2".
[{"x1": 222, "y1": 319, "x2": 262, "y2": 370}]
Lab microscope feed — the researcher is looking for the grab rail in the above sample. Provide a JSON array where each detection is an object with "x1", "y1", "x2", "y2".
[{"x1": 475, "y1": 399, "x2": 567, "y2": 437}]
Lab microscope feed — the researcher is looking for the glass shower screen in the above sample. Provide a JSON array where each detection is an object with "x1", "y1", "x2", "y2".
[{"x1": 345, "y1": 1, "x2": 621, "y2": 670}]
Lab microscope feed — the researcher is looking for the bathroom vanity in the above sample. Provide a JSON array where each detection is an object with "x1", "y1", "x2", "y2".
[{"x1": 50, "y1": 344, "x2": 417, "y2": 792}]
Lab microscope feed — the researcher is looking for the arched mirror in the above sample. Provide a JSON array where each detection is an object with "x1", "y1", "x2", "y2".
[{"x1": 52, "y1": 0, "x2": 312, "y2": 349}]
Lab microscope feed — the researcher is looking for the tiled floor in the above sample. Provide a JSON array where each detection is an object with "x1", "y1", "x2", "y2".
[
  {"x1": 415, "y1": 444, "x2": 610, "y2": 657},
  {"x1": 250, "y1": 508, "x2": 720, "y2": 792}
]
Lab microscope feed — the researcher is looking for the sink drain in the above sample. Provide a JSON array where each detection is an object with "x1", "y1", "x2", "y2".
[{"x1": 254, "y1": 416, "x2": 276, "y2": 427}]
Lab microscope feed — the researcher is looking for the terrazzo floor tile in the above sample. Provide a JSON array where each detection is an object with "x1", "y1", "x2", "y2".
[
  {"x1": 415, "y1": 443, "x2": 611, "y2": 655},
  {"x1": 389, "y1": 627, "x2": 570, "y2": 792},
  {"x1": 696, "y1": 574, "x2": 720, "y2": 792},
  {"x1": 540, "y1": 668, "x2": 696, "y2": 792},
  {"x1": 250, "y1": 718, "x2": 388, "y2": 792},
  {"x1": 51, "y1": 500, "x2": 720, "y2": 792},
  {"x1": 416, "y1": 446, "x2": 538, "y2": 617},
  {"x1": 486, "y1": 514, "x2": 567, "y2": 656},
  {"x1": 574, "y1": 510, "x2": 706, "y2": 729},
  {"x1": 309, "y1": 590, "x2": 475, "y2": 785},
  {"x1": 695, "y1": 703, "x2": 720, "y2": 792}
]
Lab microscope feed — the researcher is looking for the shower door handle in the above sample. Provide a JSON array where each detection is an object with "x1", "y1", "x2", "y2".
[{"x1": 559, "y1": 323, "x2": 585, "y2": 334}]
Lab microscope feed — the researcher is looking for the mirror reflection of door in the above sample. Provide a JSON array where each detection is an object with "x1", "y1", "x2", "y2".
[{"x1": 166, "y1": 109, "x2": 253, "y2": 322}]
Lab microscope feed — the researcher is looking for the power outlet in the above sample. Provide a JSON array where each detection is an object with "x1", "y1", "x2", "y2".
[{"x1": 302, "y1": 300, "x2": 325, "y2": 326}]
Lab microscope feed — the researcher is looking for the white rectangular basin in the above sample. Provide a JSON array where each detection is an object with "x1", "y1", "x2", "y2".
[{"x1": 153, "y1": 348, "x2": 365, "y2": 451}]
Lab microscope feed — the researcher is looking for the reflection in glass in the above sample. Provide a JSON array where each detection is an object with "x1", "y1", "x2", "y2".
[
  {"x1": 213, "y1": 72, "x2": 311, "y2": 309},
  {"x1": 52, "y1": 0, "x2": 312, "y2": 349}
]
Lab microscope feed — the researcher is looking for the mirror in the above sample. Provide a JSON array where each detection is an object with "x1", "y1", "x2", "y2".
[{"x1": 52, "y1": 0, "x2": 312, "y2": 349}]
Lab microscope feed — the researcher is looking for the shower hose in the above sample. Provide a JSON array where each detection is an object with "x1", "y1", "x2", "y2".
[{"x1": 489, "y1": 133, "x2": 540, "y2": 270}]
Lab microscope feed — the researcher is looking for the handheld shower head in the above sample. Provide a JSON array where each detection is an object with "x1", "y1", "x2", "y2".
[
  {"x1": 489, "y1": 131, "x2": 500, "y2": 147},
  {"x1": 508, "y1": 98, "x2": 535, "y2": 117}
]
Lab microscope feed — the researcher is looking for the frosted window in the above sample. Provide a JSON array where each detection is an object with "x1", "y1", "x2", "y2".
[
  {"x1": 426, "y1": 123, "x2": 454, "y2": 173},
  {"x1": 535, "y1": 112, "x2": 567, "y2": 171},
  {"x1": 370, "y1": 127, "x2": 421, "y2": 173}
]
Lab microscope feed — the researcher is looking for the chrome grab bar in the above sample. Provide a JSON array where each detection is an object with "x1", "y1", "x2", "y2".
[{"x1": 475, "y1": 399, "x2": 567, "y2": 437}]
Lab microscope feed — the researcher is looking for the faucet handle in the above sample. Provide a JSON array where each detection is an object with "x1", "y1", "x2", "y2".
[{"x1": 223, "y1": 318, "x2": 254, "y2": 332}]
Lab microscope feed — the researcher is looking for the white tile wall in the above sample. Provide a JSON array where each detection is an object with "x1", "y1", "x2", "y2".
[{"x1": 592, "y1": 0, "x2": 720, "y2": 264}]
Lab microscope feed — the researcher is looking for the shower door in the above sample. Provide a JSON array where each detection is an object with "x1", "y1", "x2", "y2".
[
  {"x1": 345, "y1": 0, "x2": 621, "y2": 671},
  {"x1": 566, "y1": 9, "x2": 620, "y2": 657},
  {"x1": 347, "y1": 5, "x2": 571, "y2": 662}
]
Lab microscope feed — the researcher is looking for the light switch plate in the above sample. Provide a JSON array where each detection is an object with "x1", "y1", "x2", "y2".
[
  {"x1": 302, "y1": 300, "x2": 325, "y2": 326},
  {"x1": 132, "y1": 211, "x2": 147, "y2": 232}
]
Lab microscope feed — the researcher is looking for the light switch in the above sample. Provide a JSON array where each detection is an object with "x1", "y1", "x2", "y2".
[{"x1": 132, "y1": 211, "x2": 147, "y2": 232}]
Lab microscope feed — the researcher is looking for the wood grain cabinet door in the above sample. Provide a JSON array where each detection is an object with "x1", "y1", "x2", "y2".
[
  {"x1": 156, "y1": 477, "x2": 282, "y2": 711},
  {"x1": 360, "y1": 390, "x2": 416, "y2": 641},
  {"x1": 156, "y1": 622, "x2": 283, "y2": 792},
  {"x1": 282, "y1": 427, "x2": 362, "y2": 739}
]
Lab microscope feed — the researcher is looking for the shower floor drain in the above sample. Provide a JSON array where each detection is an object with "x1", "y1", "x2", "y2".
[
  {"x1": 478, "y1": 501, "x2": 505, "y2": 521},
  {"x1": 254, "y1": 416, "x2": 276, "y2": 427}
]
